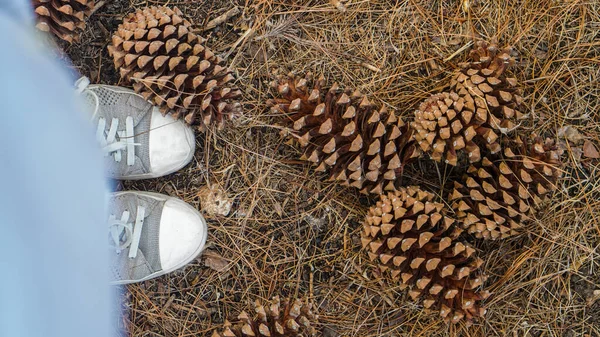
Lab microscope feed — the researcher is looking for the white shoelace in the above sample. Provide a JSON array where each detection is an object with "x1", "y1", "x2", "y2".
[
  {"x1": 75, "y1": 77, "x2": 140, "y2": 166},
  {"x1": 108, "y1": 206, "x2": 146, "y2": 259},
  {"x1": 96, "y1": 117, "x2": 139, "y2": 165}
]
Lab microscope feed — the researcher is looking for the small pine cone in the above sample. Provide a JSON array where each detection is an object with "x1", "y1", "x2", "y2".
[
  {"x1": 212, "y1": 296, "x2": 318, "y2": 337},
  {"x1": 270, "y1": 74, "x2": 420, "y2": 195},
  {"x1": 361, "y1": 186, "x2": 489, "y2": 323},
  {"x1": 107, "y1": 6, "x2": 242, "y2": 130},
  {"x1": 32, "y1": 0, "x2": 95, "y2": 43},
  {"x1": 450, "y1": 136, "x2": 562, "y2": 240}
]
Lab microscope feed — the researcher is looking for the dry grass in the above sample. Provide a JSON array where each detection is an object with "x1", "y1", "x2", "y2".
[{"x1": 63, "y1": 0, "x2": 600, "y2": 336}]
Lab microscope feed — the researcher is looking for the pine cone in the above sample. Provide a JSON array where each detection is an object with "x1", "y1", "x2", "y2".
[
  {"x1": 32, "y1": 0, "x2": 95, "y2": 43},
  {"x1": 413, "y1": 92, "x2": 482, "y2": 166},
  {"x1": 269, "y1": 74, "x2": 420, "y2": 195},
  {"x1": 450, "y1": 136, "x2": 562, "y2": 239},
  {"x1": 451, "y1": 41, "x2": 525, "y2": 150},
  {"x1": 107, "y1": 6, "x2": 242, "y2": 130},
  {"x1": 212, "y1": 297, "x2": 318, "y2": 337},
  {"x1": 413, "y1": 41, "x2": 525, "y2": 165},
  {"x1": 361, "y1": 186, "x2": 489, "y2": 323}
]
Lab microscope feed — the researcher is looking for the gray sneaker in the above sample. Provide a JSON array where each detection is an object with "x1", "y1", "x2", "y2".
[
  {"x1": 76, "y1": 77, "x2": 196, "y2": 180},
  {"x1": 108, "y1": 191, "x2": 207, "y2": 284}
]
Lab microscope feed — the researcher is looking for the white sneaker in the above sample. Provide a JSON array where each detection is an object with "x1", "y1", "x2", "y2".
[
  {"x1": 108, "y1": 191, "x2": 207, "y2": 284},
  {"x1": 76, "y1": 77, "x2": 196, "y2": 180}
]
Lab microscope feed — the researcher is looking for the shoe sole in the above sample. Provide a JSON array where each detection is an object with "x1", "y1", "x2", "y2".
[{"x1": 109, "y1": 191, "x2": 208, "y2": 285}]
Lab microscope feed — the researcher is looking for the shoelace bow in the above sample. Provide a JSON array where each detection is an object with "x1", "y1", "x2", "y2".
[
  {"x1": 75, "y1": 77, "x2": 140, "y2": 166},
  {"x1": 108, "y1": 206, "x2": 146, "y2": 259}
]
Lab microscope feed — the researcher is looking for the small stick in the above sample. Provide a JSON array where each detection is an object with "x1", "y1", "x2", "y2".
[
  {"x1": 309, "y1": 264, "x2": 314, "y2": 302},
  {"x1": 361, "y1": 62, "x2": 381, "y2": 73},
  {"x1": 96, "y1": 52, "x2": 102, "y2": 83},
  {"x1": 444, "y1": 40, "x2": 473, "y2": 62},
  {"x1": 203, "y1": 6, "x2": 240, "y2": 31},
  {"x1": 97, "y1": 21, "x2": 109, "y2": 36},
  {"x1": 222, "y1": 25, "x2": 255, "y2": 59},
  {"x1": 90, "y1": 0, "x2": 105, "y2": 15}
]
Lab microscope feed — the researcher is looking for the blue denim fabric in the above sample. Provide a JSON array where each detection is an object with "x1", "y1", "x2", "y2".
[{"x1": 0, "y1": 2, "x2": 111, "y2": 337}]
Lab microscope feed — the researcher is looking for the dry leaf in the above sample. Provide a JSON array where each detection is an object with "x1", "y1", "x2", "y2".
[
  {"x1": 198, "y1": 185, "x2": 233, "y2": 216},
  {"x1": 557, "y1": 125, "x2": 584, "y2": 144},
  {"x1": 583, "y1": 140, "x2": 600, "y2": 158},
  {"x1": 462, "y1": 0, "x2": 471, "y2": 12},
  {"x1": 331, "y1": 0, "x2": 346, "y2": 12},
  {"x1": 587, "y1": 289, "x2": 600, "y2": 306},
  {"x1": 204, "y1": 250, "x2": 229, "y2": 272},
  {"x1": 571, "y1": 147, "x2": 583, "y2": 163},
  {"x1": 273, "y1": 201, "x2": 283, "y2": 216},
  {"x1": 323, "y1": 327, "x2": 340, "y2": 337}
]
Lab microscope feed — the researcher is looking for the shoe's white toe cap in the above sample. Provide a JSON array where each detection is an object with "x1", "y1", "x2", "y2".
[
  {"x1": 158, "y1": 198, "x2": 207, "y2": 271},
  {"x1": 149, "y1": 108, "x2": 195, "y2": 176}
]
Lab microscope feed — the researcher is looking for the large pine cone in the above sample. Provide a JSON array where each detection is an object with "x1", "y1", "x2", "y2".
[
  {"x1": 33, "y1": 0, "x2": 95, "y2": 43},
  {"x1": 450, "y1": 136, "x2": 562, "y2": 240},
  {"x1": 413, "y1": 41, "x2": 525, "y2": 165},
  {"x1": 108, "y1": 6, "x2": 242, "y2": 130},
  {"x1": 212, "y1": 297, "x2": 317, "y2": 337},
  {"x1": 361, "y1": 186, "x2": 489, "y2": 323},
  {"x1": 269, "y1": 74, "x2": 420, "y2": 195}
]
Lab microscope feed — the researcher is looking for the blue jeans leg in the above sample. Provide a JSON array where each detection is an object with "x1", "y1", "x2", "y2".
[{"x1": 0, "y1": 5, "x2": 111, "y2": 337}]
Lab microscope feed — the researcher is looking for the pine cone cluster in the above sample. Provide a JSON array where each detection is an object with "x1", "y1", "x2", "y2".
[
  {"x1": 361, "y1": 186, "x2": 489, "y2": 323},
  {"x1": 108, "y1": 6, "x2": 242, "y2": 130},
  {"x1": 270, "y1": 74, "x2": 420, "y2": 195},
  {"x1": 32, "y1": 0, "x2": 95, "y2": 43},
  {"x1": 450, "y1": 136, "x2": 561, "y2": 239},
  {"x1": 212, "y1": 297, "x2": 317, "y2": 337},
  {"x1": 413, "y1": 41, "x2": 525, "y2": 166}
]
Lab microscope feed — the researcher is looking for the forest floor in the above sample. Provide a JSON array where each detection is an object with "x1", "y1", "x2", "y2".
[{"x1": 63, "y1": 0, "x2": 599, "y2": 336}]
